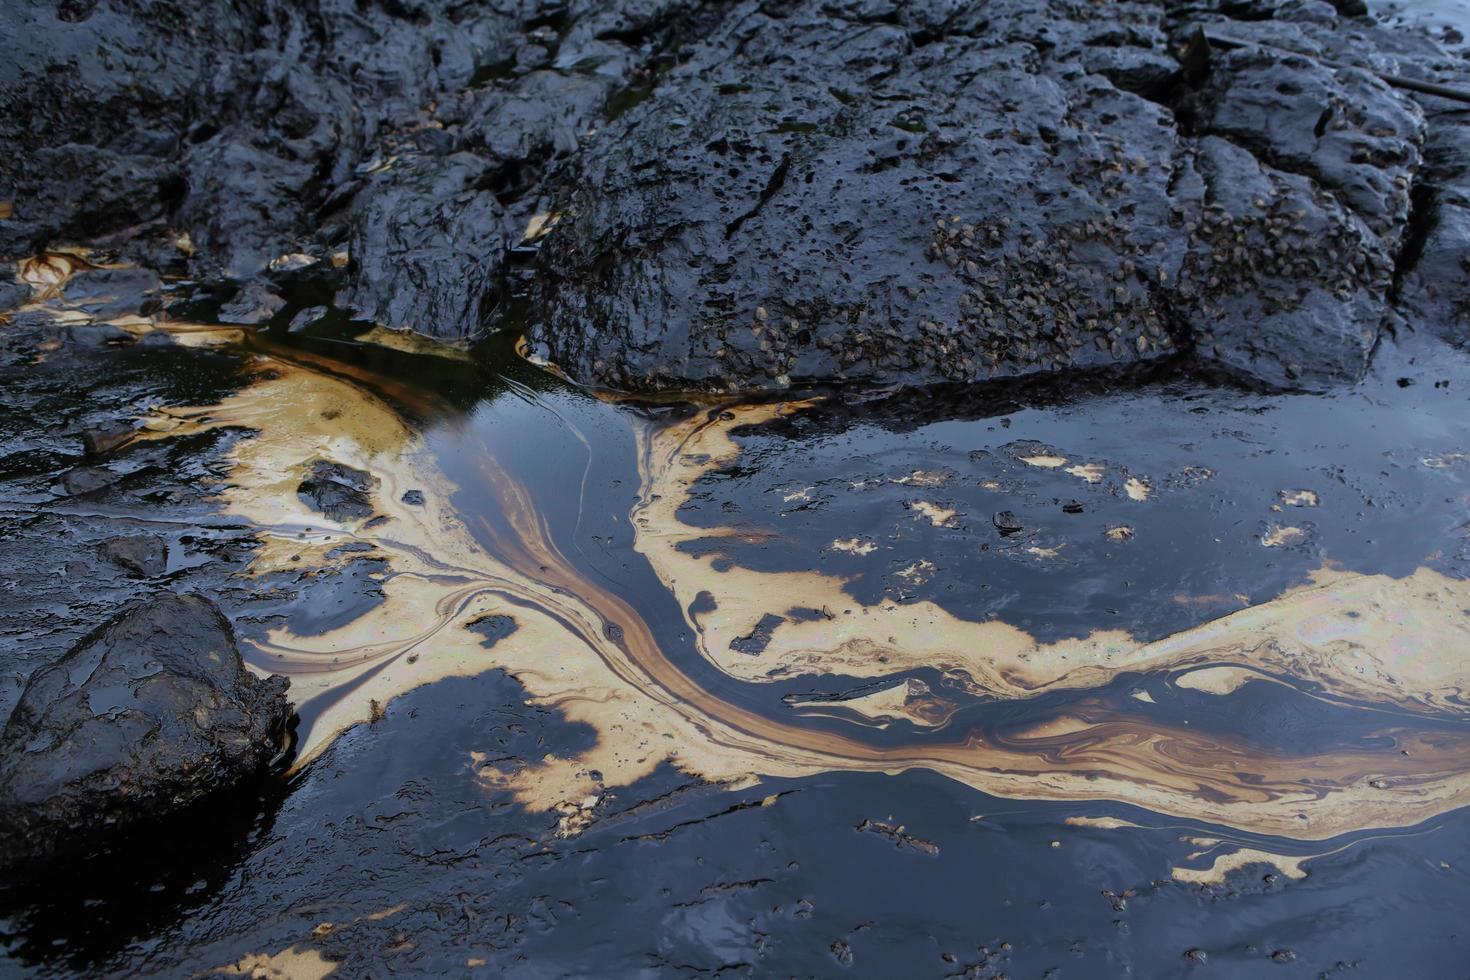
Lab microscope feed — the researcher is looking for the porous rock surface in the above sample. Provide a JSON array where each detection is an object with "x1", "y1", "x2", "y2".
[
  {"x1": 0, "y1": 595, "x2": 291, "y2": 867},
  {"x1": 2, "y1": 0, "x2": 1469, "y2": 390},
  {"x1": 529, "y1": 0, "x2": 1469, "y2": 390}
]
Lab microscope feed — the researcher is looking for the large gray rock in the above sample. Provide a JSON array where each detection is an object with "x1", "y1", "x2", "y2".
[
  {"x1": 525, "y1": 0, "x2": 1457, "y2": 392},
  {"x1": 0, "y1": 0, "x2": 711, "y2": 325},
  {"x1": 334, "y1": 154, "x2": 508, "y2": 339},
  {"x1": 4, "y1": 0, "x2": 1469, "y2": 385},
  {"x1": 0, "y1": 595, "x2": 291, "y2": 867}
]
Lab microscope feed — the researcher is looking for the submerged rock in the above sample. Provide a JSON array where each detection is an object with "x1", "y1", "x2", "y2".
[
  {"x1": 60, "y1": 465, "x2": 119, "y2": 496},
  {"x1": 0, "y1": 595, "x2": 291, "y2": 868}
]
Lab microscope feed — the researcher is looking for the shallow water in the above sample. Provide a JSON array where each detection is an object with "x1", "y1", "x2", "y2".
[{"x1": 4, "y1": 293, "x2": 1470, "y2": 974}]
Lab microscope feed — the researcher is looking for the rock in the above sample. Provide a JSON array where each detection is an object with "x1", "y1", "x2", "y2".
[
  {"x1": 61, "y1": 466, "x2": 120, "y2": 496},
  {"x1": 99, "y1": 535, "x2": 168, "y2": 577},
  {"x1": 297, "y1": 459, "x2": 376, "y2": 522},
  {"x1": 0, "y1": 279, "x2": 28, "y2": 312},
  {"x1": 60, "y1": 268, "x2": 163, "y2": 318},
  {"x1": 4, "y1": 0, "x2": 1470, "y2": 390},
  {"x1": 81, "y1": 421, "x2": 134, "y2": 456},
  {"x1": 179, "y1": 139, "x2": 320, "y2": 281},
  {"x1": 993, "y1": 511, "x2": 1025, "y2": 535},
  {"x1": 530, "y1": 6, "x2": 1187, "y2": 391},
  {"x1": 0, "y1": 595, "x2": 292, "y2": 868},
  {"x1": 1393, "y1": 83, "x2": 1470, "y2": 344},
  {"x1": 1398, "y1": 201, "x2": 1470, "y2": 339},
  {"x1": 334, "y1": 153, "x2": 507, "y2": 340},
  {"x1": 401, "y1": 489, "x2": 426, "y2": 506},
  {"x1": 524, "y1": 0, "x2": 1465, "y2": 392},
  {"x1": 61, "y1": 322, "x2": 136, "y2": 347},
  {"x1": 0, "y1": 0, "x2": 715, "y2": 341},
  {"x1": 217, "y1": 282, "x2": 285, "y2": 325},
  {"x1": 287, "y1": 305, "x2": 328, "y2": 334},
  {"x1": 1173, "y1": 136, "x2": 1390, "y2": 388},
  {"x1": 1188, "y1": 46, "x2": 1425, "y2": 242}
]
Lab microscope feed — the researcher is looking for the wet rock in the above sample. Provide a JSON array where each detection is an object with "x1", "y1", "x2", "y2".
[
  {"x1": 179, "y1": 139, "x2": 321, "y2": 281},
  {"x1": 1395, "y1": 110, "x2": 1470, "y2": 343},
  {"x1": 527, "y1": 0, "x2": 1468, "y2": 392},
  {"x1": 401, "y1": 489, "x2": 426, "y2": 506},
  {"x1": 61, "y1": 268, "x2": 163, "y2": 318},
  {"x1": 1399, "y1": 201, "x2": 1470, "y2": 339},
  {"x1": 0, "y1": 279, "x2": 28, "y2": 312},
  {"x1": 1189, "y1": 47, "x2": 1425, "y2": 241},
  {"x1": 532, "y1": 4, "x2": 1190, "y2": 391},
  {"x1": 993, "y1": 511, "x2": 1025, "y2": 535},
  {"x1": 61, "y1": 322, "x2": 136, "y2": 347},
  {"x1": 1173, "y1": 135, "x2": 1391, "y2": 388},
  {"x1": 80, "y1": 421, "x2": 134, "y2": 456},
  {"x1": 61, "y1": 466, "x2": 120, "y2": 496},
  {"x1": 217, "y1": 282, "x2": 285, "y2": 326},
  {"x1": 296, "y1": 460, "x2": 376, "y2": 522},
  {"x1": 335, "y1": 154, "x2": 506, "y2": 340},
  {"x1": 98, "y1": 535, "x2": 168, "y2": 578},
  {"x1": 4, "y1": 0, "x2": 1469, "y2": 391},
  {"x1": 0, "y1": 0, "x2": 697, "y2": 337},
  {"x1": 0, "y1": 595, "x2": 291, "y2": 868},
  {"x1": 286, "y1": 305, "x2": 328, "y2": 334}
]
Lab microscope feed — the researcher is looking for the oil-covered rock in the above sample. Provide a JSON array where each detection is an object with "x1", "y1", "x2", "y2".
[{"x1": 0, "y1": 596, "x2": 292, "y2": 868}]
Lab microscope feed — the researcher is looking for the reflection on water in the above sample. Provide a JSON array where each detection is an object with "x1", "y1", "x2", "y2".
[
  {"x1": 123, "y1": 312, "x2": 1467, "y2": 847},
  {"x1": 6, "y1": 290, "x2": 1470, "y2": 973}
]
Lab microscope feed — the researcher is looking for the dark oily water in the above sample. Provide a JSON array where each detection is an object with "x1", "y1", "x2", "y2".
[{"x1": 3, "y1": 298, "x2": 1470, "y2": 977}]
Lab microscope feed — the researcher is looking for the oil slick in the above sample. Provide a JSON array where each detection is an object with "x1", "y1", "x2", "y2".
[
  {"x1": 629, "y1": 400, "x2": 1470, "y2": 838},
  {"x1": 789, "y1": 678, "x2": 957, "y2": 730},
  {"x1": 213, "y1": 945, "x2": 336, "y2": 979},
  {"x1": 1170, "y1": 839, "x2": 1314, "y2": 886},
  {"x1": 101, "y1": 340, "x2": 1470, "y2": 845}
]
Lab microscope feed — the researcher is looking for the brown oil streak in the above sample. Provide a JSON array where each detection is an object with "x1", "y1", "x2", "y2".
[{"x1": 127, "y1": 340, "x2": 1470, "y2": 842}]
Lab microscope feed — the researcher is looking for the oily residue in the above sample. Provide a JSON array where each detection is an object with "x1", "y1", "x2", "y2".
[{"x1": 115, "y1": 341, "x2": 1470, "y2": 843}]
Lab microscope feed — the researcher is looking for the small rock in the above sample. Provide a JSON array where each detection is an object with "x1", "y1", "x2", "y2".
[
  {"x1": 993, "y1": 511, "x2": 1024, "y2": 535},
  {"x1": 99, "y1": 535, "x2": 168, "y2": 577},
  {"x1": 218, "y1": 281, "x2": 285, "y2": 325},
  {"x1": 296, "y1": 459, "x2": 376, "y2": 521},
  {"x1": 286, "y1": 305, "x2": 328, "y2": 334},
  {"x1": 400, "y1": 489, "x2": 426, "y2": 506},
  {"x1": 62, "y1": 323, "x2": 135, "y2": 347},
  {"x1": 81, "y1": 421, "x2": 134, "y2": 456},
  {"x1": 61, "y1": 466, "x2": 119, "y2": 495},
  {"x1": 62, "y1": 268, "x2": 162, "y2": 318}
]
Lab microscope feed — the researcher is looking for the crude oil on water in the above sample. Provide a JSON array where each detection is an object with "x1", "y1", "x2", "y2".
[{"x1": 4, "y1": 277, "x2": 1470, "y2": 976}]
